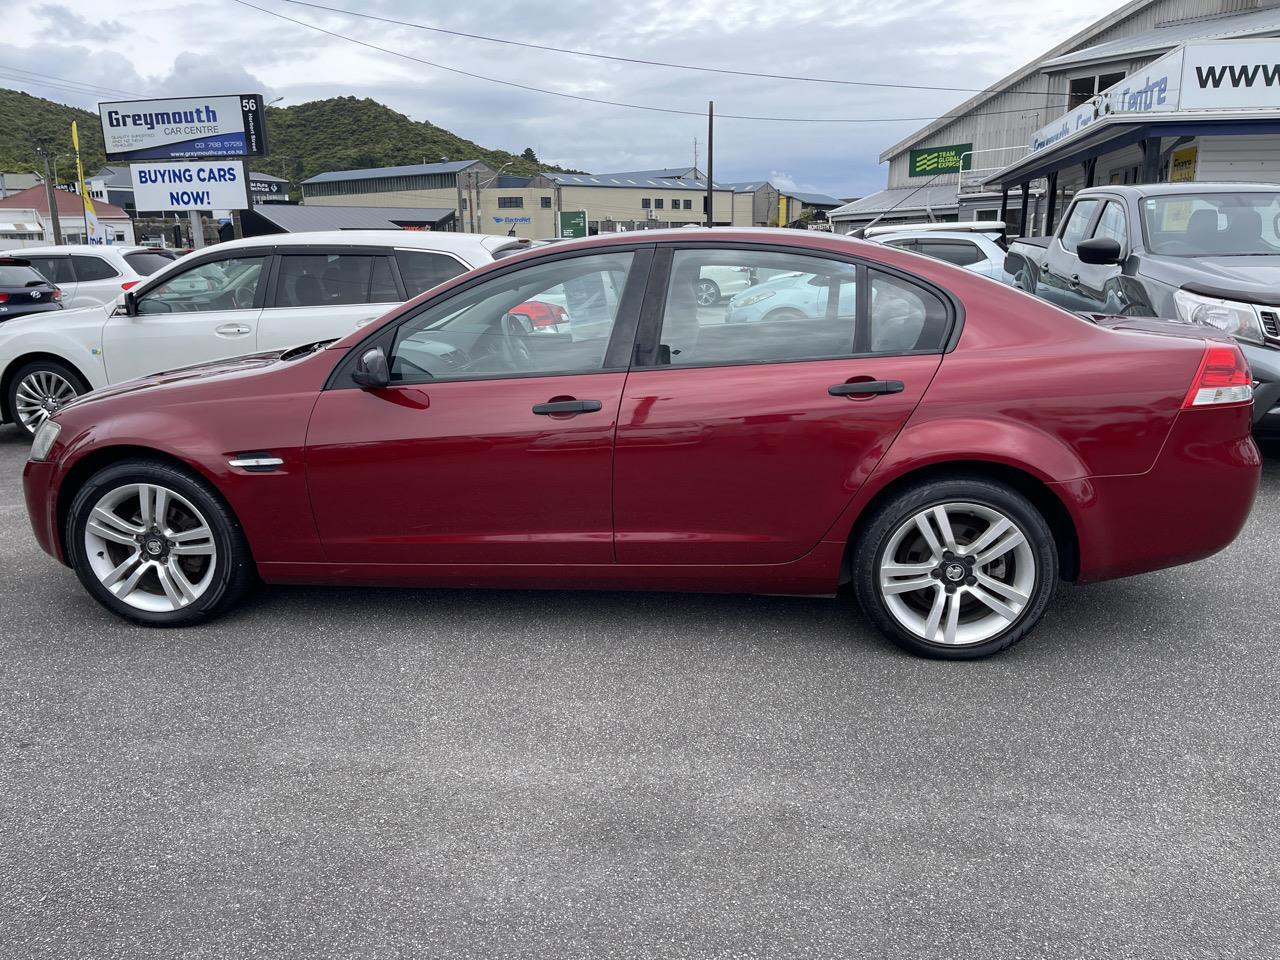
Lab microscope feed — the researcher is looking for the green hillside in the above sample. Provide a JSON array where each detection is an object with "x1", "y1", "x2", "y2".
[{"x1": 0, "y1": 88, "x2": 562, "y2": 192}]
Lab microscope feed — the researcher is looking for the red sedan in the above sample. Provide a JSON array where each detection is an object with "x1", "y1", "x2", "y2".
[{"x1": 22, "y1": 229, "x2": 1260, "y2": 658}]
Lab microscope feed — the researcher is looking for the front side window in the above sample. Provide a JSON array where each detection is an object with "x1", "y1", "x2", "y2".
[
  {"x1": 388, "y1": 251, "x2": 634, "y2": 383},
  {"x1": 1092, "y1": 202, "x2": 1127, "y2": 247},
  {"x1": 136, "y1": 256, "x2": 266, "y2": 314},
  {"x1": 1059, "y1": 199, "x2": 1100, "y2": 254},
  {"x1": 396, "y1": 250, "x2": 468, "y2": 297},
  {"x1": 275, "y1": 254, "x2": 390, "y2": 307},
  {"x1": 69, "y1": 255, "x2": 118, "y2": 281}
]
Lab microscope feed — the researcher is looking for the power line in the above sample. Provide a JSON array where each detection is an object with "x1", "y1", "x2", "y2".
[
  {"x1": 278, "y1": 0, "x2": 1066, "y2": 101},
  {"x1": 0, "y1": 65, "x2": 144, "y2": 99},
  {"x1": 230, "y1": 0, "x2": 1063, "y2": 124}
]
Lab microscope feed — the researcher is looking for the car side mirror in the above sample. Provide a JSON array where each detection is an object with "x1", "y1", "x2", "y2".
[
  {"x1": 1077, "y1": 237, "x2": 1123, "y2": 265},
  {"x1": 352, "y1": 346, "x2": 390, "y2": 389},
  {"x1": 123, "y1": 290, "x2": 138, "y2": 316}
]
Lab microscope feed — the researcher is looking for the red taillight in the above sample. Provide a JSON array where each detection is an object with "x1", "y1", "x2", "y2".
[
  {"x1": 531, "y1": 304, "x2": 568, "y2": 328},
  {"x1": 1182, "y1": 344, "x2": 1252, "y2": 409},
  {"x1": 0, "y1": 292, "x2": 8, "y2": 303},
  {"x1": 52, "y1": 286, "x2": 62, "y2": 302},
  {"x1": 122, "y1": 280, "x2": 140, "y2": 291}
]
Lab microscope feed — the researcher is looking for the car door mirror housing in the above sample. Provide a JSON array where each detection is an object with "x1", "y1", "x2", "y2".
[
  {"x1": 352, "y1": 346, "x2": 391, "y2": 389},
  {"x1": 123, "y1": 290, "x2": 138, "y2": 316},
  {"x1": 1077, "y1": 237, "x2": 1124, "y2": 265}
]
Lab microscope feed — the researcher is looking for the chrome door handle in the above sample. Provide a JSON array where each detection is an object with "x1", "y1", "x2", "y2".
[{"x1": 215, "y1": 323, "x2": 252, "y2": 336}]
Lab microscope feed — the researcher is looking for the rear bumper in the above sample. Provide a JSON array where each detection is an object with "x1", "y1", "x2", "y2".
[
  {"x1": 1052, "y1": 404, "x2": 1260, "y2": 583},
  {"x1": 1242, "y1": 342, "x2": 1280, "y2": 434},
  {"x1": 22, "y1": 458, "x2": 64, "y2": 563}
]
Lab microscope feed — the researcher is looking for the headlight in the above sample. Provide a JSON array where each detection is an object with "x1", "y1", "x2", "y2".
[
  {"x1": 734, "y1": 290, "x2": 776, "y2": 308},
  {"x1": 1173, "y1": 289, "x2": 1265, "y2": 345},
  {"x1": 29, "y1": 420, "x2": 61, "y2": 462}
]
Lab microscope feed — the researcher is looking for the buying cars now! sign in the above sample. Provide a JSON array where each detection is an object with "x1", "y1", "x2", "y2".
[
  {"x1": 908, "y1": 144, "x2": 972, "y2": 177},
  {"x1": 99, "y1": 94, "x2": 268, "y2": 162},
  {"x1": 130, "y1": 160, "x2": 250, "y2": 211}
]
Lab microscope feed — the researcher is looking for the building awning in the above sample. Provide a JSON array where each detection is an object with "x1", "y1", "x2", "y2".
[
  {"x1": 986, "y1": 111, "x2": 1280, "y2": 188},
  {"x1": 0, "y1": 222, "x2": 37, "y2": 233},
  {"x1": 245, "y1": 204, "x2": 456, "y2": 232},
  {"x1": 828, "y1": 183, "x2": 959, "y2": 220}
]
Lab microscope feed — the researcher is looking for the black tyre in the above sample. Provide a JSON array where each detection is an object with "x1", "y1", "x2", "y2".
[
  {"x1": 694, "y1": 278, "x2": 721, "y2": 306},
  {"x1": 762, "y1": 307, "x2": 806, "y2": 323},
  {"x1": 6, "y1": 359, "x2": 89, "y2": 440},
  {"x1": 66, "y1": 459, "x2": 256, "y2": 626},
  {"x1": 852, "y1": 477, "x2": 1058, "y2": 659}
]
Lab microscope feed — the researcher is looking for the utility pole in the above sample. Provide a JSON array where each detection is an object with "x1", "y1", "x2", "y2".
[
  {"x1": 705, "y1": 101, "x2": 714, "y2": 228},
  {"x1": 34, "y1": 144, "x2": 63, "y2": 245}
]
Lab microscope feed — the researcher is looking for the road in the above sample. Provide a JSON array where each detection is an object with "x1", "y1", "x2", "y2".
[{"x1": 1, "y1": 424, "x2": 1277, "y2": 960}]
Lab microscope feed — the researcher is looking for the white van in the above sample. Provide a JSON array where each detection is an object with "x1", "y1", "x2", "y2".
[{"x1": 1, "y1": 231, "x2": 531, "y2": 437}]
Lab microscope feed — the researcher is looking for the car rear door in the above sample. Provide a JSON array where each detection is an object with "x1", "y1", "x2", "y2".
[
  {"x1": 100, "y1": 249, "x2": 271, "y2": 382},
  {"x1": 613, "y1": 244, "x2": 949, "y2": 565},
  {"x1": 257, "y1": 247, "x2": 405, "y2": 352},
  {"x1": 68, "y1": 254, "x2": 124, "y2": 309},
  {"x1": 24, "y1": 254, "x2": 77, "y2": 306},
  {"x1": 304, "y1": 246, "x2": 650, "y2": 565}
]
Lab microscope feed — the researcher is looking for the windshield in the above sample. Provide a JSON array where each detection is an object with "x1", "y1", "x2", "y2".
[
  {"x1": 0, "y1": 264, "x2": 46, "y2": 286},
  {"x1": 1141, "y1": 193, "x2": 1280, "y2": 256}
]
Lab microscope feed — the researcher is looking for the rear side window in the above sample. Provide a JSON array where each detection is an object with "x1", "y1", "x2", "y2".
[
  {"x1": 0, "y1": 264, "x2": 45, "y2": 285},
  {"x1": 123, "y1": 251, "x2": 176, "y2": 276},
  {"x1": 24, "y1": 256, "x2": 74, "y2": 285},
  {"x1": 275, "y1": 254, "x2": 385, "y2": 307},
  {"x1": 396, "y1": 250, "x2": 467, "y2": 297},
  {"x1": 69, "y1": 255, "x2": 119, "y2": 281},
  {"x1": 868, "y1": 270, "x2": 950, "y2": 354},
  {"x1": 1059, "y1": 199, "x2": 1100, "y2": 253},
  {"x1": 914, "y1": 239, "x2": 984, "y2": 267}
]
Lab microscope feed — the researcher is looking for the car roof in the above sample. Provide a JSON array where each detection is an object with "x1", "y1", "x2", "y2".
[
  {"x1": 870, "y1": 231, "x2": 1000, "y2": 244},
  {"x1": 13, "y1": 244, "x2": 153, "y2": 256},
  {"x1": 1086, "y1": 182, "x2": 1280, "y2": 198},
  {"x1": 206, "y1": 230, "x2": 530, "y2": 259}
]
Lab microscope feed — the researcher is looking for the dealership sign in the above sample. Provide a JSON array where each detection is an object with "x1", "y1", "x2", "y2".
[
  {"x1": 100, "y1": 94, "x2": 268, "y2": 161},
  {"x1": 908, "y1": 143, "x2": 972, "y2": 177},
  {"x1": 130, "y1": 160, "x2": 250, "y2": 211},
  {"x1": 1029, "y1": 38, "x2": 1280, "y2": 154}
]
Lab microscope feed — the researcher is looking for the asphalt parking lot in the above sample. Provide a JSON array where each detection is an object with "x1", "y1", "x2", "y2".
[{"x1": 2, "y1": 424, "x2": 1277, "y2": 960}]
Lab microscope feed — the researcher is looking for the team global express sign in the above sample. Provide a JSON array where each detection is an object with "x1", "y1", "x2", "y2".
[
  {"x1": 100, "y1": 94, "x2": 268, "y2": 161},
  {"x1": 908, "y1": 144, "x2": 972, "y2": 177},
  {"x1": 130, "y1": 160, "x2": 250, "y2": 211}
]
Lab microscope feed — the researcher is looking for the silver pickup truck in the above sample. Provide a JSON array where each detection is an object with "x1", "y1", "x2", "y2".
[{"x1": 1004, "y1": 182, "x2": 1280, "y2": 435}]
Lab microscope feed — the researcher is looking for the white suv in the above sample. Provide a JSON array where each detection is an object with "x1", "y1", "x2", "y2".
[
  {"x1": 20, "y1": 245, "x2": 179, "y2": 310},
  {"x1": 1, "y1": 231, "x2": 530, "y2": 437}
]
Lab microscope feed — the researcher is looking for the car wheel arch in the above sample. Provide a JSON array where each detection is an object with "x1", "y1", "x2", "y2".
[
  {"x1": 0, "y1": 352, "x2": 92, "y2": 423},
  {"x1": 838, "y1": 459, "x2": 1081, "y2": 587}
]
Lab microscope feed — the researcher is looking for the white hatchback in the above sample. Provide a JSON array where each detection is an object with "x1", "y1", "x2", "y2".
[
  {"x1": 0, "y1": 231, "x2": 530, "y2": 437},
  {"x1": 19, "y1": 245, "x2": 180, "y2": 310}
]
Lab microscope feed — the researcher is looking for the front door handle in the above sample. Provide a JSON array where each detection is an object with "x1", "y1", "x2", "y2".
[
  {"x1": 532, "y1": 399, "x2": 603, "y2": 415},
  {"x1": 215, "y1": 322, "x2": 252, "y2": 336},
  {"x1": 1069, "y1": 274, "x2": 1081, "y2": 286},
  {"x1": 829, "y1": 380, "x2": 904, "y2": 397}
]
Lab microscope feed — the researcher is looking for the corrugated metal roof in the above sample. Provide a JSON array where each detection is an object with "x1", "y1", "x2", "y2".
[
  {"x1": 723, "y1": 181, "x2": 768, "y2": 192},
  {"x1": 597, "y1": 167, "x2": 703, "y2": 179},
  {"x1": 494, "y1": 174, "x2": 534, "y2": 188},
  {"x1": 303, "y1": 160, "x2": 481, "y2": 185},
  {"x1": 827, "y1": 184, "x2": 959, "y2": 220},
  {"x1": 1043, "y1": 6, "x2": 1280, "y2": 68},
  {"x1": 545, "y1": 172, "x2": 725, "y2": 191},
  {"x1": 249, "y1": 172, "x2": 290, "y2": 183},
  {"x1": 785, "y1": 190, "x2": 843, "y2": 207},
  {"x1": 249, "y1": 204, "x2": 455, "y2": 231}
]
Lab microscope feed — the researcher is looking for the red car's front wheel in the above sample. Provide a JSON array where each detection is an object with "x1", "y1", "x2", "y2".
[{"x1": 853, "y1": 478, "x2": 1059, "y2": 659}]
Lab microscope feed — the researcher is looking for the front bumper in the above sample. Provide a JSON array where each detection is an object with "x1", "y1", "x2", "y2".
[
  {"x1": 22, "y1": 457, "x2": 64, "y2": 563},
  {"x1": 1241, "y1": 342, "x2": 1280, "y2": 434}
]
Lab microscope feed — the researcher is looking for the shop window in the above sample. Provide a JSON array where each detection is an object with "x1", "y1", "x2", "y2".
[
  {"x1": 497, "y1": 196, "x2": 523, "y2": 209},
  {"x1": 540, "y1": 196, "x2": 552, "y2": 208}
]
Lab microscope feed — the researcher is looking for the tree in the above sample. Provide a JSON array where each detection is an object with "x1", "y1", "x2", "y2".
[{"x1": 521, "y1": 147, "x2": 539, "y2": 164}]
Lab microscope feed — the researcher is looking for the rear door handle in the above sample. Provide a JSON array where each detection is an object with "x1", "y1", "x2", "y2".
[
  {"x1": 532, "y1": 399, "x2": 603, "y2": 415},
  {"x1": 215, "y1": 322, "x2": 252, "y2": 336},
  {"x1": 829, "y1": 380, "x2": 904, "y2": 397}
]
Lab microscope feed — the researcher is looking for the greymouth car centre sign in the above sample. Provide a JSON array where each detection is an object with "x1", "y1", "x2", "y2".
[{"x1": 98, "y1": 94, "x2": 269, "y2": 161}]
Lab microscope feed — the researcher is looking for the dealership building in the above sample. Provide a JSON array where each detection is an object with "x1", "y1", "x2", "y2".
[{"x1": 830, "y1": 0, "x2": 1280, "y2": 236}]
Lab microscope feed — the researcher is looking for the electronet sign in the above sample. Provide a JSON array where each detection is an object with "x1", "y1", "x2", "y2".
[{"x1": 130, "y1": 160, "x2": 251, "y2": 211}]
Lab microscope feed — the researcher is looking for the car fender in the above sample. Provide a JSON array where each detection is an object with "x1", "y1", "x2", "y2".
[
  {"x1": 0, "y1": 307, "x2": 110, "y2": 391},
  {"x1": 821, "y1": 414, "x2": 1089, "y2": 544}
]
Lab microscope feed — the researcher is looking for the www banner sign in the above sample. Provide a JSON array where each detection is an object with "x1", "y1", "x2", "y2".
[{"x1": 1182, "y1": 39, "x2": 1280, "y2": 110}]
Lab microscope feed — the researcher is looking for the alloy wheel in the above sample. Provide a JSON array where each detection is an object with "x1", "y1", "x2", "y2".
[
  {"x1": 877, "y1": 501, "x2": 1036, "y2": 647},
  {"x1": 83, "y1": 483, "x2": 218, "y2": 613},
  {"x1": 14, "y1": 370, "x2": 78, "y2": 432},
  {"x1": 695, "y1": 280, "x2": 719, "y2": 306}
]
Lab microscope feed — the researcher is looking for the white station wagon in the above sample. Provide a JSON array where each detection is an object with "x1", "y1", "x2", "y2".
[{"x1": 0, "y1": 231, "x2": 530, "y2": 437}]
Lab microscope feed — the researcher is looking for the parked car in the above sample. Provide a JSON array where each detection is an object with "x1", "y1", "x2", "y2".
[
  {"x1": 864, "y1": 224, "x2": 1011, "y2": 281},
  {"x1": 19, "y1": 245, "x2": 178, "y2": 310},
  {"x1": 0, "y1": 256, "x2": 62, "y2": 323},
  {"x1": 1003, "y1": 183, "x2": 1280, "y2": 435},
  {"x1": 23, "y1": 228, "x2": 1260, "y2": 659},
  {"x1": 0, "y1": 230, "x2": 531, "y2": 438}
]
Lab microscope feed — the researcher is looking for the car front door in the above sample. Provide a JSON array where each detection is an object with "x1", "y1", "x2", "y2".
[
  {"x1": 1041, "y1": 198, "x2": 1102, "y2": 313},
  {"x1": 613, "y1": 246, "x2": 949, "y2": 565},
  {"x1": 1073, "y1": 199, "x2": 1151, "y2": 316},
  {"x1": 258, "y1": 249, "x2": 405, "y2": 352},
  {"x1": 304, "y1": 246, "x2": 650, "y2": 565},
  {"x1": 100, "y1": 251, "x2": 270, "y2": 382}
]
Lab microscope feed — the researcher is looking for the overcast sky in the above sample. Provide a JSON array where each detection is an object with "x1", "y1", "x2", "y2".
[{"x1": 3, "y1": 0, "x2": 1122, "y2": 197}]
